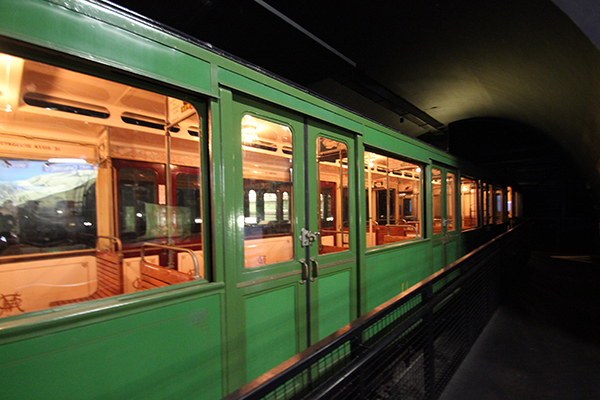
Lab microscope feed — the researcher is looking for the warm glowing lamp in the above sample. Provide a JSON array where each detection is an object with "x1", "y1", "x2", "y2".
[
  {"x1": 0, "y1": 54, "x2": 24, "y2": 113},
  {"x1": 242, "y1": 115, "x2": 258, "y2": 143}
]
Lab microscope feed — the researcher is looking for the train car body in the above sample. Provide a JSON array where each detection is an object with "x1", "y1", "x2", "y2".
[{"x1": 0, "y1": 1, "x2": 516, "y2": 399}]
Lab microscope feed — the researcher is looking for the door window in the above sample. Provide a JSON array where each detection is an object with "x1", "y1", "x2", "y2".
[
  {"x1": 461, "y1": 177, "x2": 479, "y2": 229},
  {"x1": 432, "y1": 168, "x2": 442, "y2": 234},
  {"x1": 317, "y1": 137, "x2": 349, "y2": 254},
  {"x1": 446, "y1": 172, "x2": 455, "y2": 231},
  {"x1": 242, "y1": 115, "x2": 294, "y2": 268},
  {"x1": 432, "y1": 168, "x2": 457, "y2": 233}
]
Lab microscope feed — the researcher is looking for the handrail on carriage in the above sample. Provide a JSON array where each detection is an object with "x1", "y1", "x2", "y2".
[
  {"x1": 140, "y1": 243, "x2": 200, "y2": 279},
  {"x1": 96, "y1": 235, "x2": 123, "y2": 255}
]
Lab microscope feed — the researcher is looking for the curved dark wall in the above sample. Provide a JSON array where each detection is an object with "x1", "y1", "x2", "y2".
[{"x1": 446, "y1": 118, "x2": 600, "y2": 253}]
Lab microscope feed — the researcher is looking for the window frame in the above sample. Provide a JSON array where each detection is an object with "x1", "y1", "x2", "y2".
[{"x1": 364, "y1": 147, "x2": 424, "y2": 248}]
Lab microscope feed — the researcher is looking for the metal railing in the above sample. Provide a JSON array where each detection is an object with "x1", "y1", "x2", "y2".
[
  {"x1": 140, "y1": 243, "x2": 201, "y2": 279},
  {"x1": 223, "y1": 223, "x2": 529, "y2": 400}
]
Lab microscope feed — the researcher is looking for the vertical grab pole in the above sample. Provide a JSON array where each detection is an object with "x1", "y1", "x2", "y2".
[{"x1": 164, "y1": 97, "x2": 175, "y2": 268}]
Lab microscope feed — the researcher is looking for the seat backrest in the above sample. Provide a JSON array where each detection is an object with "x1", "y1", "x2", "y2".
[{"x1": 95, "y1": 248, "x2": 123, "y2": 295}]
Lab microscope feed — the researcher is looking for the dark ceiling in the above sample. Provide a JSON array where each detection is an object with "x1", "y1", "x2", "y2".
[{"x1": 107, "y1": 0, "x2": 600, "y2": 244}]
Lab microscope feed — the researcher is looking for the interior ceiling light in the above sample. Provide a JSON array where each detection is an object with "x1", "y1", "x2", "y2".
[
  {"x1": 242, "y1": 115, "x2": 259, "y2": 143},
  {"x1": 0, "y1": 54, "x2": 24, "y2": 113}
]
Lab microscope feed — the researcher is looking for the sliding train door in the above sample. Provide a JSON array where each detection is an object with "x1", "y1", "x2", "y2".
[
  {"x1": 431, "y1": 164, "x2": 458, "y2": 270},
  {"x1": 231, "y1": 95, "x2": 358, "y2": 382},
  {"x1": 305, "y1": 121, "x2": 358, "y2": 343}
]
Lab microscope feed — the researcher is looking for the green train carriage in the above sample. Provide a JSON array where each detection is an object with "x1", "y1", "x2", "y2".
[{"x1": 0, "y1": 1, "x2": 515, "y2": 399}]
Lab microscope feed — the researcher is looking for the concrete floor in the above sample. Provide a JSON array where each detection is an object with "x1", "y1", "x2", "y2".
[{"x1": 439, "y1": 252, "x2": 600, "y2": 400}]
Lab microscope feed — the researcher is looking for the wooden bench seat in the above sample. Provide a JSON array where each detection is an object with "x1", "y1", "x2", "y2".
[
  {"x1": 381, "y1": 235, "x2": 410, "y2": 244},
  {"x1": 139, "y1": 261, "x2": 194, "y2": 290},
  {"x1": 50, "y1": 249, "x2": 123, "y2": 307}
]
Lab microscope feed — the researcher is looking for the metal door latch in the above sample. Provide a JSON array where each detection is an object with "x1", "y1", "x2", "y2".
[{"x1": 299, "y1": 228, "x2": 319, "y2": 247}]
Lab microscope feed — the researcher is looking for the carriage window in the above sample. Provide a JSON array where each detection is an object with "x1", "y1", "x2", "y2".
[
  {"x1": 507, "y1": 186, "x2": 514, "y2": 219},
  {"x1": 264, "y1": 192, "x2": 278, "y2": 222},
  {"x1": 282, "y1": 192, "x2": 290, "y2": 220},
  {"x1": 118, "y1": 168, "x2": 159, "y2": 242},
  {"x1": 0, "y1": 159, "x2": 97, "y2": 254},
  {"x1": 365, "y1": 151, "x2": 422, "y2": 247},
  {"x1": 175, "y1": 173, "x2": 202, "y2": 239},
  {"x1": 317, "y1": 137, "x2": 349, "y2": 254},
  {"x1": 512, "y1": 189, "x2": 522, "y2": 218},
  {"x1": 461, "y1": 177, "x2": 479, "y2": 230},
  {"x1": 495, "y1": 187, "x2": 504, "y2": 224},
  {"x1": 242, "y1": 115, "x2": 293, "y2": 268},
  {"x1": 0, "y1": 52, "x2": 206, "y2": 319}
]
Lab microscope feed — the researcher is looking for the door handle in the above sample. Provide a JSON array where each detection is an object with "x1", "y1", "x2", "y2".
[
  {"x1": 299, "y1": 259, "x2": 309, "y2": 284},
  {"x1": 310, "y1": 257, "x2": 319, "y2": 282}
]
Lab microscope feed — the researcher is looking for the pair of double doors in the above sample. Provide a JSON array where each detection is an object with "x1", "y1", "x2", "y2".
[
  {"x1": 234, "y1": 96, "x2": 358, "y2": 381},
  {"x1": 431, "y1": 164, "x2": 458, "y2": 270}
]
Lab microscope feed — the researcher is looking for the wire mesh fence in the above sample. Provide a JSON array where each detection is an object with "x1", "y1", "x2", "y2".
[{"x1": 223, "y1": 224, "x2": 529, "y2": 400}]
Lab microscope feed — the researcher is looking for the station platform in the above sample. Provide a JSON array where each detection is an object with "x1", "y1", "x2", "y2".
[{"x1": 439, "y1": 252, "x2": 600, "y2": 400}]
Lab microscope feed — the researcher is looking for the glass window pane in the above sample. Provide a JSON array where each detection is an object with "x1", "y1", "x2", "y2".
[
  {"x1": 242, "y1": 115, "x2": 293, "y2": 268},
  {"x1": 282, "y1": 192, "x2": 290, "y2": 220},
  {"x1": 461, "y1": 177, "x2": 479, "y2": 229},
  {"x1": 513, "y1": 190, "x2": 521, "y2": 218},
  {"x1": 118, "y1": 168, "x2": 158, "y2": 242},
  {"x1": 0, "y1": 159, "x2": 97, "y2": 251},
  {"x1": 483, "y1": 183, "x2": 493, "y2": 225},
  {"x1": 0, "y1": 53, "x2": 206, "y2": 318},
  {"x1": 175, "y1": 173, "x2": 202, "y2": 239},
  {"x1": 507, "y1": 186, "x2": 513, "y2": 219},
  {"x1": 366, "y1": 151, "x2": 422, "y2": 247},
  {"x1": 432, "y1": 169, "x2": 442, "y2": 234},
  {"x1": 495, "y1": 187, "x2": 504, "y2": 223},
  {"x1": 447, "y1": 172, "x2": 455, "y2": 231},
  {"x1": 263, "y1": 192, "x2": 278, "y2": 222},
  {"x1": 317, "y1": 137, "x2": 349, "y2": 255}
]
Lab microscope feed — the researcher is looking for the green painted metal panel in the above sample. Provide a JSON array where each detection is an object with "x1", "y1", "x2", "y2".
[
  {"x1": 365, "y1": 242, "x2": 431, "y2": 311},
  {"x1": 0, "y1": 0, "x2": 211, "y2": 95},
  {"x1": 363, "y1": 125, "x2": 441, "y2": 164},
  {"x1": 0, "y1": 294, "x2": 223, "y2": 400},
  {"x1": 245, "y1": 285, "x2": 298, "y2": 382},
  {"x1": 219, "y1": 68, "x2": 363, "y2": 134},
  {"x1": 446, "y1": 239, "x2": 458, "y2": 264},
  {"x1": 431, "y1": 240, "x2": 444, "y2": 273},
  {"x1": 317, "y1": 270, "x2": 351, "y2": 340}
]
